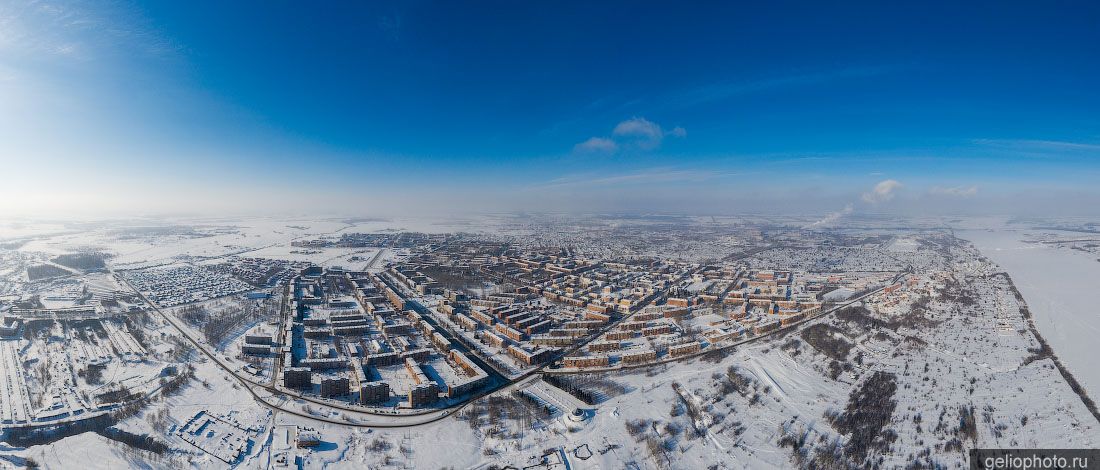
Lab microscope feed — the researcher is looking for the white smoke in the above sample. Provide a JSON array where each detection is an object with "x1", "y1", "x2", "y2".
[
  {"x1": 806, "y1": 203, "x2": 854, "y2": 228},
  {"x1": 807, "y1": 179, "x2": 905, "y2": 228}
]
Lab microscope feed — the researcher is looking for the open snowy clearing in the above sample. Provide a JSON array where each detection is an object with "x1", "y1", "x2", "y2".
[{"x1": 962, "y1": 228, "x2": 1100, "y2": 403}]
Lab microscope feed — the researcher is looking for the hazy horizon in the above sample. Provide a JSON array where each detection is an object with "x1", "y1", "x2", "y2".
[{"x1": 4, "y1": 3, "x2": 1100, "y2": 467}]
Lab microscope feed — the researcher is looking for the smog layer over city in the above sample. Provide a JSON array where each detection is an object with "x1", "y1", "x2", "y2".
[{"x1": 1, "y1": 1, "x2": 1099, "y2": 469}]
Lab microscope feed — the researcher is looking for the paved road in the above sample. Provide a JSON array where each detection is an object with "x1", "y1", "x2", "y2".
[
  {"x1": 542, "y1": 272, "x2": 905, "y2": 375},
  {"x1": 113, "y1": 264, "x2": 904, "y2": 429},
  {"x1": 114, "y1": 270, "x2": 465, "y2": 428},
  {"x1": 364, "y1": 248, "x2": 388, "y2": 270}
]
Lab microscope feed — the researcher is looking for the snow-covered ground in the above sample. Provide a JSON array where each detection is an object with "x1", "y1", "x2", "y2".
[
  {"x1": 1, "y1": 216, "x2": 1097, "y2": 469},
  {"x1": 961, "y1": 228, "x2": 1100, "y2": 403}
]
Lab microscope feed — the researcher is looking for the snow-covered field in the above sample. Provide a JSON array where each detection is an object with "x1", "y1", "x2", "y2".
[
  {"x1": 961, "y1": 228, "x2": 1100, "y2": 404},
  {"x1": 243, "y1": 236, "x2": 1096, "y2": 469},
  {"x1": 2, "y1": 216, "x2": 1098, "y2": 469}
]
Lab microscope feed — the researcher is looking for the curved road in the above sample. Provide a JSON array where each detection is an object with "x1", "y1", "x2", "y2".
[{"x1": 114, "y1": 267, "x2": 903, "y2": 429}]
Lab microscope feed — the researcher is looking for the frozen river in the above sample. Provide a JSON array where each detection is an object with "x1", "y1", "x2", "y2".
[{"x1": 961, "y1": 229, "x2": 1100, "y2": 403}]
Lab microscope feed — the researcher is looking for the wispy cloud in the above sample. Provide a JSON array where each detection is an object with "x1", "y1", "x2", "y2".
[
  {"x1": 666, "y1": 65, "x2": 902, "y2": 108},
  {"x1": 378, "y1": 13, "x2": 402, "y2": 42},
  {"x1": 574, "y1": 117, "x2": 686, "y2": 154},
  {"x1": 534, "y1": 168, "x2": 733, "y2": 190},
  {"x1": 561, "y1": 65, "x2": 904, "y2": 133},
  {"x1": 613, "y1": 117, "x2": 663, "y2": 142},
  {"x1": 972, "y1": 139, "x2": 1100, "y2": 156},
  {"x1": 573, "y1": 136, "x2": 618, "y2": 154},
  {"x1": 929, "y1": 185, "x2": 978, "y2": 198},
  {"x1": 0, "y1": 0, "x2": 179, "y2": 64}
]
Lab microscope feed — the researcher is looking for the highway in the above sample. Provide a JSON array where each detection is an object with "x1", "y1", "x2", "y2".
[{"x1": 363, "y1": 248, "x2": 388, "y2": 270}]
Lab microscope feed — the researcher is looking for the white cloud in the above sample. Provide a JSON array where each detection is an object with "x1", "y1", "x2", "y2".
[
  {"x1": 613, "y1": 117, "x2": 665, "y2": 150},
  {"x1": 930, "y1": 185, "x2": 978, "y2": 198},
  {"x1": 535, "y1": 168, "x2": 733, "y2": 190},
  {"x1": 861, "y1": 179, "x2": 902, "y2": 204},
  {"x1": 575, "y1": 117, "x2": 686, "y2": 154},
  {"x1": 613, "y1": 117, "x2": 664, "y2": 140},
  {"x1": 973, "y1": 139, "x2": 1100, "y2": 152},
  {"x1": 572, "y1": 137, "x2": 618, "y2": 154}
]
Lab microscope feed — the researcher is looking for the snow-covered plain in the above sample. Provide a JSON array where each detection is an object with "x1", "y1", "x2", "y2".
[
  {"x1": 2, "y1": 216, "x2": 1098, "y2": 469},
  {"x1": 961, "y1": 228, "x2": 1100, "y2": 405}
]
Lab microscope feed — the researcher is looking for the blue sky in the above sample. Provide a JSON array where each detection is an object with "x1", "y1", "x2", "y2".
[{"x1": 1, "y1": 1, "x2": 1099, "y2": 216}]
